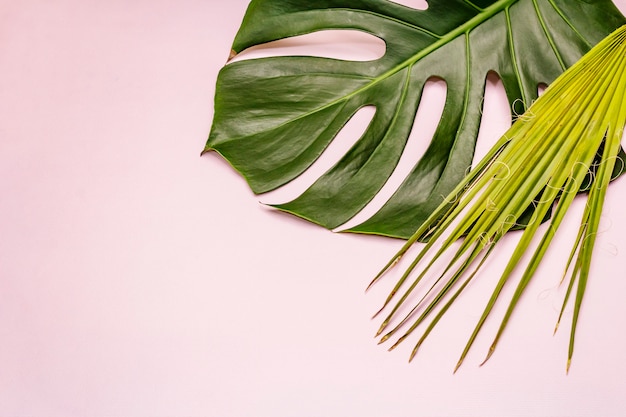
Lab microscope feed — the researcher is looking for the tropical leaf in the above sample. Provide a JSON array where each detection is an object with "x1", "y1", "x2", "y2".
[
  {"x1": 204, "y1": 0, "x2": 625, "y2": 239},
  {"x1": 369, "y1": 24, "x2": 626, "y2": 371}
]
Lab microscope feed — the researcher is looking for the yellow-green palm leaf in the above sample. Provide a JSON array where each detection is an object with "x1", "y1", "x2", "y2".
[{"x1": 371, "y1": 24, "x2": 626, "y2": 372}]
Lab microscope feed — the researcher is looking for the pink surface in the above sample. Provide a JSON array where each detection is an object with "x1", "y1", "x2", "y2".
[{"x1": 1, "y1": 1, "x2": 626, "y2": 416}]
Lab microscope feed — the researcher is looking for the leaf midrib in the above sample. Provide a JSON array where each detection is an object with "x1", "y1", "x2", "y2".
[{"x1": 337, "y1": 0, "x2": 520, "y2": 106}]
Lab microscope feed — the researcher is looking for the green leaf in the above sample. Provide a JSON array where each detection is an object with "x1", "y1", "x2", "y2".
[
  {"x1": 205, "y1": 0, "x2": 625, "y2": 239},
  {"x1": 370, "y1": 24, "x2": 626, "y2": 371}
]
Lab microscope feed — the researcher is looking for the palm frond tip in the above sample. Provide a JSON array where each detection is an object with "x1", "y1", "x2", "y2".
[{"x1": 371, "y1": 25, "x2": 626, "y2": 372}]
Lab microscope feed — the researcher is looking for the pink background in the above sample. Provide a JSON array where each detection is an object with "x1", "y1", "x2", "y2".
[{"x1": 2, "y1": 1, "x2": 626, "y2": 415}]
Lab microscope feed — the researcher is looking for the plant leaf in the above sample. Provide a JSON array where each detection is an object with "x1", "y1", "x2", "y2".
[
  {"x1": 371, "y1": 24, "x2": 626, "y2": 371},
  {"x1": 205, "y1": 0, "x2": 625, "y2": 238}
]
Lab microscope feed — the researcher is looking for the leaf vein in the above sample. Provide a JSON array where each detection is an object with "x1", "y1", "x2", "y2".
[
  {"x1": 545, "y1": 0, "x2": 592, "y2": 48},
  {"x1": 430, "y1": 32, "x2": 472, "y2": 193},
  {"x1": 462, "y1": 0, "x2": 484, "y2": 12},
  {"x1": 505, "y1": 7, "x2": 528, "y2": 108},
  {"x1": 531, "y1": 0, "x2": 566, "y2": 71},
  {"x1": 347, "y1": 67, "x2": 413, "y2": 180},
  {"x1": 332, "y1": 7, "x2": 442, "y2": 39}
]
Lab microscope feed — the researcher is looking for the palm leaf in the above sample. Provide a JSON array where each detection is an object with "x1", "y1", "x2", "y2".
[
  {"x1": 204, "y1": 0, "x2": 625, "y2": 238},
  {"x1": 370, "y1": 24, "x2": 626, "y2": 372}
]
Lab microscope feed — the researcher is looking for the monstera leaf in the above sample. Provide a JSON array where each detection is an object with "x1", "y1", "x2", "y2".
[{"x1": 204, "y1": 0, "x2": 625, "y2": 239}]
